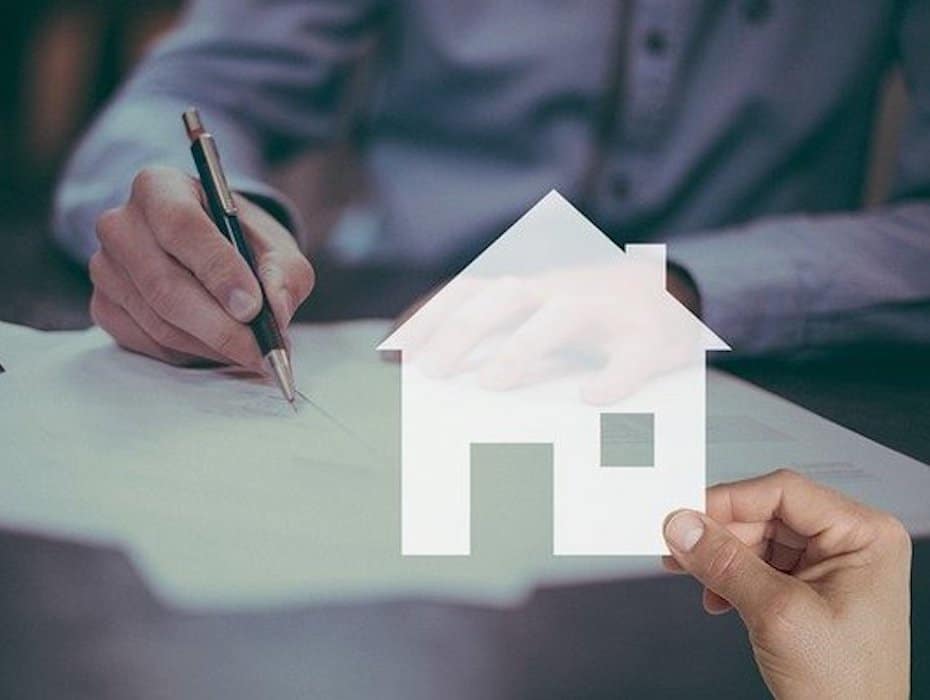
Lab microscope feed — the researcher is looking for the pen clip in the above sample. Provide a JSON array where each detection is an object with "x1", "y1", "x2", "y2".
[
  {"x1": 183, "y1": 108, "x2": 238, "y2": 216},
  {"x1": 199, "y1": 137, "x2": 238, "y2": 216}
]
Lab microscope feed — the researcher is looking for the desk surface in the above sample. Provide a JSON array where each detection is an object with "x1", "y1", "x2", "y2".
[{"x1": 1, "y1": 217, "x2": 928, "y2": 699}]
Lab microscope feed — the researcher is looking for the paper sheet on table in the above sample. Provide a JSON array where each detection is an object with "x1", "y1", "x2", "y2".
[
  {"x1": 0, "y1": 321, "x2": 80, "y2": 374},
  {"x1": 1, "y1": 321, "x2": 928, "y2": 611}
]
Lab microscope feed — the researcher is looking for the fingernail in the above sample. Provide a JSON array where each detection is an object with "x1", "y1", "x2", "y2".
[
  {"x1": 227, "y1": 289, "x2": 259, "y2": 322},
  {"x1": 665, "y1": 511, "x2": 704, "y2": 552}
]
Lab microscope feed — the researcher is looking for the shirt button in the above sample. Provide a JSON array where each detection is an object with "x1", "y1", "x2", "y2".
[
  {"x1": 743, "y1": 0, "x2": 772, "y2": 24},
  {"x1": 644, "y1": 29, "x2": 668, "y2": 56},
  {"x1": 609, "y1": 173, "x2": 632, "y2": 199}
]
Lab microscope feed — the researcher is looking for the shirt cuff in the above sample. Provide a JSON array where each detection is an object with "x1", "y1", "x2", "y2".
[
  {"x1": 52, "y1": 99, "x2": 306, "y2": 265},
  {"x1": 667, "y1": 221, "x2": 808, "y2": 356}
]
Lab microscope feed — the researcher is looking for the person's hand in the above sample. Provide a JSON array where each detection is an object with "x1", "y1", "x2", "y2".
[
  {"x1": 396, "y1": 261, "x2": 702, "y2": 404},
  {"x1": 663, "y1": 469, "x2": 911, "y2": 699},
  {"x1": 89, "y1": 166, "x2": 314, "y2": 368}
]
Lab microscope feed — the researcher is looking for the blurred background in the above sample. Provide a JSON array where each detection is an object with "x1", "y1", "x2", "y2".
[
  {"x1": 0, "y1": 2, "x2": 177, "y2": 329},
  {"x1": 0, "y1": 1, "x2": 181, "y2": 214}
]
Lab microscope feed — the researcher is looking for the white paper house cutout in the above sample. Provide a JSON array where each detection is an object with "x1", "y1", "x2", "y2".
[{"x1": 379, "y1": 191, "x2": 729, "y2": 556}]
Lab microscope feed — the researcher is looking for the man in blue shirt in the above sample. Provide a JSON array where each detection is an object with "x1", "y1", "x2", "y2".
[
  {"x1": 56, "y1": 0, "x2": 930, "y2": 366},
  {"x1": 50, "y1": 4, "x2": 920, "y2": 694}
]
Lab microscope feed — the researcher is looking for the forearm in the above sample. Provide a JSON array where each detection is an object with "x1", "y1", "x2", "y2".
[
  {"x1": 53, "y1": 95, "x2": 294, "y2": 264},
  {"x1": 670, "y1": 201, "x2": 930, "y2": 355}
]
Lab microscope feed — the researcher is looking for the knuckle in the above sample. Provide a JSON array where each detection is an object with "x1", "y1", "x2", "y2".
[
  {"x1": 95, "y1": 207, "x2": 124, "y2": 247},
  {"x1": 879, "y1": 515, "x2": 911, "y2": 554},
  {"x1": 131, "y1": 166, "x2": 176, "y2": 200},
  {"x1": 835, "y1": 507, "x2": 873, "y2": 551},
  {"x1": 132, "y1": 167, "x2": 198, "y2": 233},
  {"x1": 772, "y1": 467, "x2": 803, "y2": 484},
  {"x1": 130, "y1": 167, "x2": 163, "y2": 200},
  {"x1": 88, "y1": 257, "x2": 131, "y2": 309},
  {"x1": 87, "y1": 253, "x2": 105, "y2": 287}
]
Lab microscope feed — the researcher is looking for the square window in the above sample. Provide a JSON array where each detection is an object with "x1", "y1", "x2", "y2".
[{"x1": 600, "y1": 413, "x2": 654, "y2": 467}]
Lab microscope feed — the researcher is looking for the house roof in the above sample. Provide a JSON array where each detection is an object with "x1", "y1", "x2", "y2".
[{"x1": 379, "y1": 190, "x2": 730, "y2": 352}]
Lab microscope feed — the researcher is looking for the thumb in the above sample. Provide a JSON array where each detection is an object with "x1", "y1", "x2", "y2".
[
  {"x1": 237, "y1": 196, "x2": 315, "y2": 330},
  {"x1": 663, "y1": 510, "x2": 788, "y2": 623},
  {"x1": 256, "y1": 250, "x2": 315, "y2": 329}
]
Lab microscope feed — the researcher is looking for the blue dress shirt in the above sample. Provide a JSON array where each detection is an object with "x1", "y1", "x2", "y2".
[{"x1": 54, "y1": 0, "x2": 930, "y2": 355}]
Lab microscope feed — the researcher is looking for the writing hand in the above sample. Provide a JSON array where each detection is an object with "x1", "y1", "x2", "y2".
[{"x1": 89, "y1": 166, "x2": 314, "y2": 368}]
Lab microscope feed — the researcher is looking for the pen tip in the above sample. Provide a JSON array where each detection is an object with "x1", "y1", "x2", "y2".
[{"x1": 265, "y1": 348, "x2": 297, "y2": 408}]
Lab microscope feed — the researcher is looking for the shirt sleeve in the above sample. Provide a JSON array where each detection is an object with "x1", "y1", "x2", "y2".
[
  {"x1": 670, "y1": 0, "x2": 930, "y2": 357},
  {"x1": 52, "y1": 0, "x2": 384, "y2": 264}
]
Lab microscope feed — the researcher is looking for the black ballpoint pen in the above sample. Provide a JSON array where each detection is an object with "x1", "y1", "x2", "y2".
[{"x1": 182, "y1": 108, "x2": 297, "y2": 407}]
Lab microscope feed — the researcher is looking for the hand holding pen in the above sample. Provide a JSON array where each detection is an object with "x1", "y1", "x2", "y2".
[
  {"x1": 87, "y1": 114, "x2": 315, "y2": 394},
  {"x1": 183, "y1": 108, "x2": 299, "y2": 404}
]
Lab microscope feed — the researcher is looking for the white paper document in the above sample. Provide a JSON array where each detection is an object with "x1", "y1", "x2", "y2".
[
  {"x1": 1, "y1": 321, "x2": 928, "y2": 610},
  {"x1": 0, "y1": 321, "x2": 78, "y2": 373}
]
